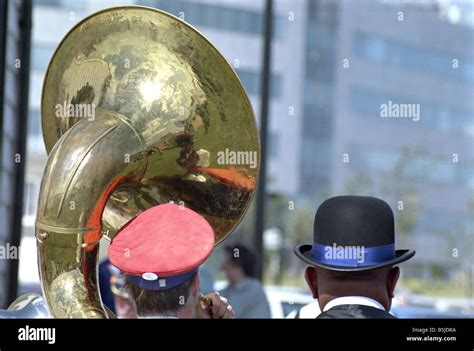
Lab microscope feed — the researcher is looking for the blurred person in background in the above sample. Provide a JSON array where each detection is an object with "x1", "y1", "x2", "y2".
[
  {"x1": 110, "y1": 269, "x2": 138, "y2": 319},
  {"x1": 220, "y1": 244, "x2": 271, "y2": 318},
  {"x1": 198, "y1": 265, "x2": 216, "y2": 295},
  {"x1": 98, "y1": 258, "x2": 117, "y2": 315},
  {"x1": 98, "y1": 258, "x2": 138, "y2": 318}
]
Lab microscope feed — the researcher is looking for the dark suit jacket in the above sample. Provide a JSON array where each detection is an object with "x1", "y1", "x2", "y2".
[{"x1": 316, "y1": 304, "x2": 395, "y2": 319}]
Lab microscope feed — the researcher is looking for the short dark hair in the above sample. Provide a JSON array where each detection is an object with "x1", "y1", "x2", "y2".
[
  {"x1": 224, "y1": 244, "x2": 257, "y2": 278},
  {"x1": 125, "y1": 275, "x2": 194, "y2": 317}
]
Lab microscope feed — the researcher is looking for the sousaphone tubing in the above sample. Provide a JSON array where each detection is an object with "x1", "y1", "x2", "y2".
[{"x1": 19, "y1": 6, "x2": 259, "y2": 318}]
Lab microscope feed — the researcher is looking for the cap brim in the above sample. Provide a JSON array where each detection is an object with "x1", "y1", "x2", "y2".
[{"x1": 294, "y1": 244, "x2": 415, "y2": 272}]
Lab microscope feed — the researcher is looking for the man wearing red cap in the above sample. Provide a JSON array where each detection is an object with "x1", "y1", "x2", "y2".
[{"x1": 109, "y1": 203, "x2": 234, "y2": 318}]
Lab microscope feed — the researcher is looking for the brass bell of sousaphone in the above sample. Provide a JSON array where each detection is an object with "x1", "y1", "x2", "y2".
[{"x1": 33, "y1": 6, "x2": 259, "y2": 318}]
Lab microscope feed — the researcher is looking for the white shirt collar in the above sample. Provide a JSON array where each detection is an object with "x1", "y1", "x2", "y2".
[{"x1": 323, "y1": 296, "x2": 385, "y2": 312}]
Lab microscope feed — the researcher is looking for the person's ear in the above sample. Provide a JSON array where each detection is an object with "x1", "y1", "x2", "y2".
[
  {"x1": 304, "y1": 266, "x2": 319, "y2": 299},
  {"x1": 192, "y1": 272, "x2": 200, "y2": 297},
  {"x1": 387, "y1": 266, "x2": 400, "y2": 298}
]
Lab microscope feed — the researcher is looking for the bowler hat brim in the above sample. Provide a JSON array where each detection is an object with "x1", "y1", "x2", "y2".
[{"x1": 294, "y1": 244, "x2": 415, "y2": 272}]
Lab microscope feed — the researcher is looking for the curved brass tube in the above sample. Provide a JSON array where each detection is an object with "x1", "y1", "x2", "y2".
[
  {"x1": 36, "y1": 110, "x2": 147, "y2": 318},
  {"x1": 0, "y1": 294, "x2": 50, "y2": 318},
  {"x1": 35, "y1": 7, "x2": 259, "y2": 318}
]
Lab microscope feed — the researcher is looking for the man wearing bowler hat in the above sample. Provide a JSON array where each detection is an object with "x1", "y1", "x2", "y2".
[{"x1": 294, "y1": 195, "x2": 415, "y2": 319}]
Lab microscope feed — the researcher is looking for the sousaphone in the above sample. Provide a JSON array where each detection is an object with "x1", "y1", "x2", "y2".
[{"x1": 7, "y1": 6, "x2": 259, "y2": 318}]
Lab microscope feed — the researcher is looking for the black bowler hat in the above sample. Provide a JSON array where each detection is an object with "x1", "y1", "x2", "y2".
[{"x1": 294, "y1": 196, "x2": 415, "y2": 271}]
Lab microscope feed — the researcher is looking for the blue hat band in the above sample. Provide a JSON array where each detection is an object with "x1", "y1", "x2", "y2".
[
  {"x1": 128, "y1": 269, "x2": 198, "y2": 291},
  {"x1": 310, "y1": 243, "x2": 395, "y2": 267}
]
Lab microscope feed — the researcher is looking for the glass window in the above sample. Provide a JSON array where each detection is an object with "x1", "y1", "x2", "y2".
[
  {"x1": 269, "y1": 132, "x2": 279, "y2": 159},
  {"x1": 35, "y1": 0, "x2": 61, "y2": 7},
  {"x1": 23, "y1": 182, "x2": 37, "y2": 216},
  {"x1": 31, "y1": 45, "x2": 53, "y2": 71},
  {"x1": 28, "y1": 110, "x2": 41, "y2": 136},
  {"x1": 151, "y1": 0, "x2": 280, "y2": 38},
  {"x1": 350, "y1": 87, "x2": 474, "y2": 137},
  {"x1": 273, "y1": 15, "x2": 285, "y2": 40},
  {"x1": 354, "y1": 31, "x2": 474, "y2": 84},
  {"x1": 237, "y1": 69, "x2": 282, "y2": 98},
  {"x1": 349, "y1": 145, "x2": 467, "y2": 187}
]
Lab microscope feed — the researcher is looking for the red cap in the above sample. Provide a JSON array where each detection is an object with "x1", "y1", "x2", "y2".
[{"x1": 109, "y1": 203, "x2": 215, "y2": 280}]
